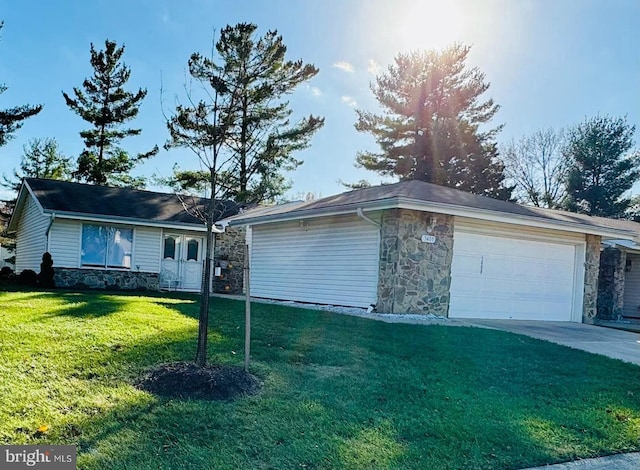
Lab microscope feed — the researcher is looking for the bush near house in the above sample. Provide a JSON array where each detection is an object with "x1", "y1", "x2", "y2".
[{"x1": 0, "y1": 290, "x2": 639, "y2": 469}]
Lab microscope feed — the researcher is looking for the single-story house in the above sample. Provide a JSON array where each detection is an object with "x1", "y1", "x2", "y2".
[
  {"x1": 7, "y1": 178, "x2": 241, "y2": 291},
  {"x1": 228, "y1": 180, "x2": 640, "y2": 324}
]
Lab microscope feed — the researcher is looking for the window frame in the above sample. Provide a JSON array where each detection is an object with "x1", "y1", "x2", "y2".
[{"x1": 80, "y1": 223, "x2": 135, "y2": 270}]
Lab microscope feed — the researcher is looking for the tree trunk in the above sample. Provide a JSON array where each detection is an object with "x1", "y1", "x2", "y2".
[{"x1": 195, "y1": 213, "x2": 215, "y2": 367}]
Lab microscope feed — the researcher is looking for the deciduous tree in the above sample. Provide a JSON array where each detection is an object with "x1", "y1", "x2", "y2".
[{"x1": 501, "y1": 128, "x2": 566, "y2": 208}]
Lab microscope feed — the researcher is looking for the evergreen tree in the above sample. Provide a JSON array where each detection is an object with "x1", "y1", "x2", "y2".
[
  {"x1": 355, "y1": 44, "x2": 512, "y2": 200},
  {"x1": 564, "y1": 115, "x2": 640, "y2": 218},
  {"x1": 2, "y1": 138, "x2": 72, "y2": 191},
  {"x1": 0, "y1": 22, "x2": 42, "y2": 148},
  {"x1": 63, "y1": 40, "x2": 157, "y2": 187},
  {"x1": 168, "y1": 23, "x2": 323, "y2": 203}
]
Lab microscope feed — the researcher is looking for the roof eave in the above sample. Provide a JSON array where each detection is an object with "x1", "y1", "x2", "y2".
[
  {"x1": 229, "y1": 196, "x2": 636, "y2": 240},
  {"x1": 44, "y1": 210, "x2": 217, "y2": 232}
]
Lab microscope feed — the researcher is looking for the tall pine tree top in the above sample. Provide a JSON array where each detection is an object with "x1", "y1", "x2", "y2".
[
  {"x1": 63, "y1": 40, "x2": 157, "y2": 187},
  {"x1": 355, "y1": 44, "x2": 512, "y2": 200}
]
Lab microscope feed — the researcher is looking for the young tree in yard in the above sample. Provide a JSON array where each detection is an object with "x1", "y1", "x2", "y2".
[
  {"x1": 166, "y1": 24, "x2": 321, "y2": 366},
  {"x1": 165, "y1": 41, "x2": 240, "y2": 368},
  {"x1": 168, "y1": 23, "x2": 323, "y2": 203},
  {"x1": 355, "y1": 44, "x2": 512, "y2": 200},
  {"x1": 63, "y1": 40, "x2": 157, "y2": 187},
  {"x1": 501, "y1": 128, "x2": 567, "y2": 208},
  {"x1": 563, "y1": 115, "x2": 640, "y2": 218},
  {"x1": 0, "y1": 22, "x2": 42, "y2": 148}
]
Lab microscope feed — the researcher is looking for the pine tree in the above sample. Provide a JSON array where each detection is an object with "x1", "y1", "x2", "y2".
[
  {"x1": 564, "y1": 115, "x2": 640, "y2": 218},
  {"x1": 63, "y1": 40, "x2": 157, "y2": 187},
  {"x1": 168, "y1": 23, "x2": 323, "y2": 203},
  {"x1": 355, "y1": 44, "x2": 512, "y2": 200},
  {"x1": 2, "y1": 138, "x2": 72, "y2": 191},
  {"x1": 0, "y1": 22, "x2": 42, "y2": 148}
]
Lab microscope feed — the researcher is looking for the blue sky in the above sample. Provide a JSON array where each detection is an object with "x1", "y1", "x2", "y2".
[{"x1": 0, "y1": 0, "x2": 638, "y2": 201}]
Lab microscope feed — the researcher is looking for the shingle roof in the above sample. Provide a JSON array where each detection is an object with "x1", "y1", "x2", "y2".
[
  {"x1": 229, "y1": 180, "x2": 640, "y2": 239},
  {"x1": 23, "y1": 178, "x2": 239, "y2": 227}
]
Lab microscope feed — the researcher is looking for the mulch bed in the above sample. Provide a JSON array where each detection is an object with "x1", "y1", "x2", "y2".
[{"x1": 136, "y1": 362, "x2": 262, "y2": 401}]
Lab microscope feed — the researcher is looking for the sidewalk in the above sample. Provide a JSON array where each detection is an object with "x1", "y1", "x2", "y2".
[{"x1": 522, "y1": 452, "x2": 640, "y2": 469}]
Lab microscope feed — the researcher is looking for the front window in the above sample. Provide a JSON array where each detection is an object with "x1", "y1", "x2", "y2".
[{"x1": 81, "y1": 224, "x2": 133, "y2": 269}]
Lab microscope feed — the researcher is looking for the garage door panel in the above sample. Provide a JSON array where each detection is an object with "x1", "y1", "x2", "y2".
[
  {"x1": 250, "y1": 216, "x2": 379, "y2": 308},
  {"x1": 450, "y1": 231, "x2": 577, "y2": 321}
]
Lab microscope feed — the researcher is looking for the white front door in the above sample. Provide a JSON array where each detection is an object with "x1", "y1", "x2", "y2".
[{"x1": 162, "y1": 234, "x2": 204, "y2": 291}]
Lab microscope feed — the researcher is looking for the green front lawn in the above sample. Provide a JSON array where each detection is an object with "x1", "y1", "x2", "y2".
[{"x1": 0, "y1": 290, "x2": 639, "y2": 469}]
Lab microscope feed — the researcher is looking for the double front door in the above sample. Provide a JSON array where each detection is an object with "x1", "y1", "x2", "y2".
[{"x1": 162, "y1": 233, "x2": 204, "y2": 291}]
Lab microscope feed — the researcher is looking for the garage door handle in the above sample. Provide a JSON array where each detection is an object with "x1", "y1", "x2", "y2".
[{"x1": 480, "y1": 256, "x2": 483, "y2": 274}]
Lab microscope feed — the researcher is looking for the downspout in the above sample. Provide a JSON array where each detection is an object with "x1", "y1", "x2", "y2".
[
  {"x1": 45, "y1": 213, "x2": 56, "y2": 252},
  {"x1": 356, "y1": 207, "x2": 381, "y2": 228}
]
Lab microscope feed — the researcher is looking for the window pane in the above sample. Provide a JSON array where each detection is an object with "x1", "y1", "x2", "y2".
[
  {"x1": 107, "y1": 228, "x2": 133, "y2": 268},
  {"x1": 187, "y1": 239, "x2": 199, "y2": 261},
  {"x1": 81, "y1": 224, "x2": 107, "y2": 267},
  {"x1": 163, "y1": 236, "x2": 176, "y2": 259}
]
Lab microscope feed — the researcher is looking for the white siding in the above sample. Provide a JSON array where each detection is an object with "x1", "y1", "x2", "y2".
[
  {"x1": 623, "y1": 253, "x2": 640, "y2": 318},
  {"x1": 49, "y1": 220, "x2": 163, "y2": 273},
  {"x1": 15, "y1": 195, "x2": 49, "y2": 272},
  {"x1": 454, "y1": 217, "x2": 585, "y2": 243},
  {"x1": 134, "y1": 227, "x2": 162, "y2": 272},
  {"x1": 49, "y1": 219, "x2": 81, "y2": 267},
  {"x1": 250, "y1": 215, "x2": 380, "y2": 308}
]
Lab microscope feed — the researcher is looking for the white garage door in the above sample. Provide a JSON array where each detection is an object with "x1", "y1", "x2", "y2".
[
  {"x1": 250, "y1": 215, "x2": 379, "y2": 308},
  {"x1": 449, "y1": 231, "x2": 577, "y2": 321}
]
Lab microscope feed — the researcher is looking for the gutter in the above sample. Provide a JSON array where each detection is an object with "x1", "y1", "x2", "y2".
[{"x1": 229, "y1": 197, "x2": 636, "y2": 240}]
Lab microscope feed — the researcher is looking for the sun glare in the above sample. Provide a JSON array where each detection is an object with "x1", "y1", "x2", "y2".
[{"x1": 392, "y1": 0, "x2": 465, "y2": 52}]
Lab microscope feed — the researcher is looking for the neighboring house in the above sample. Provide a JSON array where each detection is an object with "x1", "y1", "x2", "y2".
[
  {"x1": 596, "y1": 219, "x2": 640, "y2": 321},
  {"x1": 7, "y1": 178, "x2": 240, "y2": 291},
  {"x1": 228, "y1": 180, "x2": 638, "y2": 323}
]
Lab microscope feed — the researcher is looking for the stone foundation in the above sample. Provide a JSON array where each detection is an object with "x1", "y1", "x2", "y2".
[
  {"x1": 376, "y1": 209, "x2": 454, "y2": 315},
  {"x1": 583, "y1": 234, "x2": 602, "y2": 324},
  {"x1": 597, "y1": 247, "x2": 625, "y2": 320},
  {"x1": 214, "y1": 226, "x2": 245, "y2": 294},
  {"x1": 55, "y1": 267, "x2": 159, "y2": 291}
]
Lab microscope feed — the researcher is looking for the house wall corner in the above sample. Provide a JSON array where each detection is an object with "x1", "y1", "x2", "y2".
[
  {"x1": 582, "y1": 234, "x2": 602, "y2": 324},
  {"x1": 376, "y1": 208, "x2": 453, "y2": 315},
  {"x1": 597, "y1": 247, "x2": 626, "y2": 321},
  {"x1": 214, "y1": 226, "x2": 245, "y2": 294}
]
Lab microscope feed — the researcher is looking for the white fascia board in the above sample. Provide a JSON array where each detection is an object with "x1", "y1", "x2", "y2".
[
  {"x1": 6, "y1": 181, "x2": 44, "y2": 232},
  {"x1": 395, "y1": 198, "x2": 636, "y2": 240},
  {"x1": 230, "y1": 196, "x2": 634, "y2": 240},
  {"x1": 44, "y1": 211, "x2": 221, "y2": 232}
]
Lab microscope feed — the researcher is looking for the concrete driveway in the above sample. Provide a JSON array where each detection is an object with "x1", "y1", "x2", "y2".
[{"x1": 460, "y1": 320, "x2": 640, "y2": 366}]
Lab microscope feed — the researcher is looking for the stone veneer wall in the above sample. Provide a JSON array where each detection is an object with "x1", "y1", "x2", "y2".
[
  {"x1": 213, "y1": 226, "x2": 246, "y2": 294},
  {"x1": 377, "y1": 209, "x2": 454, "y2": 315},
  {"x1": 597, "y1": 247, "x2": 626, "y2": 321},
  {"x1": 54, "y1": 267, "x2": 159, "y2": 291},
  {"x1": 583, "y1": 234, "x2": 602, "y2": 324}
]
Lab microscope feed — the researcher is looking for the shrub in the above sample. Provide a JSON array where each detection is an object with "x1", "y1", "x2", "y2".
[
  {"x1": 38, "y1": 252, "x2": 55, "y2": 288},
  {"x1": 0, "y1": 266, "x2": 13, "y2": 279},
  {"x1": 18, "y1": 269, "x2": 38, "y2": 287}
]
